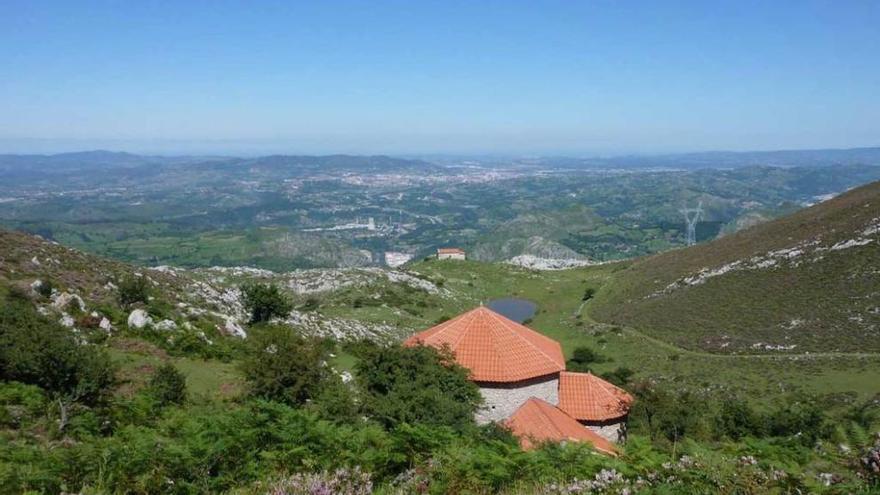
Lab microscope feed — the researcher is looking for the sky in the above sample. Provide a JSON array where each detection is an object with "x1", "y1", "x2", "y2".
[{"x1": 1, "y1": 0, "x2": 878, "y2": 155}]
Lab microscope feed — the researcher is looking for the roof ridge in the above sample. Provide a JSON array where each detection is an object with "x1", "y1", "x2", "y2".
[
  {"x1": 485, "y1": 309, "x2": 563, "y2": 369},
  {"x1": 447, "y1": 309, "x2": 481, "y2": 350},
  {"x1": 429, "y1": 309, "x2": 472, "y2": 343}
]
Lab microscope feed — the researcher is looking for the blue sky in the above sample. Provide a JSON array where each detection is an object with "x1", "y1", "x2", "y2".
[{"x1": 1, "y1": 0, "x2": 878, "y2": 155}]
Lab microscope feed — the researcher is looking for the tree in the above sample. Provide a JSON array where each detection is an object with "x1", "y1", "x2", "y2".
[
  {"x1": 566, "y1": 346, "x2": 606, "y2": 372},
  {"x1": 240, "y1": 325, "x2": 330, "y2": 405},
  {"x1": 600, "y1": 367, "x2": 634, "y2": 387},
  {"x1": 118, "y1": 274, "x2": 150, "y2": 307},
  {"x1": 0, "y1": 295, "x2": 116, "y2": 431},
  {"x1": 241, "y1": 283, "x2": 293, "y2": 324},
  {"x1": 355, "y1": 344, "x2": 481, "y2": 430},
  {"x1": 714, "y1": 396, "x2": 764, "y2": 440},
  {"x1": 148, "y1": 363, "x2": 187, "y2": 406}
]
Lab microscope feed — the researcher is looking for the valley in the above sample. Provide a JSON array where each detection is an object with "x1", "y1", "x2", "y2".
[{"x1": 3, "y1": 153, "x2": 880, "y2": 493}]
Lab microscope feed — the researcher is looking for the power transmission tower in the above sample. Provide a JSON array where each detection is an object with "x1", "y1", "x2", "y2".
[{"x1": 680, "y1": 201, "x2": 703, "y2": 246}]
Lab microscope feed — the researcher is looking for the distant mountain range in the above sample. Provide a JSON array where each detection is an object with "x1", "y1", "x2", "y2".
[
  {"x1": 0, "y1": 151, "x2": 435, "y2": 176},
  {"x1": 531, "y1": 146, "x2": 880, "y2": 170},
  {"x1": 2, "y1": 146, "x2": 879, "y2": 174}
]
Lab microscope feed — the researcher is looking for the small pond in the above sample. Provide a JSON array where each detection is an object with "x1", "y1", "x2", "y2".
[{"x1": 487, "y1": 297, "x2": 537, "y2": 323}]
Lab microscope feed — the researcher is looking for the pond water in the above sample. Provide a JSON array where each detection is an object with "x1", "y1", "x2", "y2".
[{"x1": 486, "y1": 298, "x2": 537, "y2": 323}]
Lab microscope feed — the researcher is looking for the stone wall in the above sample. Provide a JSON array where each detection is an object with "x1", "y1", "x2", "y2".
[
  {"x1": 475, "y1": 373, "x2": 559, "y2": 424},
  {"x1": 583, "y1": 416, "x2": 628, "y2": 443}
]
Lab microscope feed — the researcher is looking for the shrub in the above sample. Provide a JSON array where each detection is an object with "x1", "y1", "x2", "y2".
[
  {"x1": 117, "y1": 274, "x2": 150, "y2": 307},
  {"x1": 600, "y1": 367, "x2": 634, "y2": 387},
  {"x1": 566, "y1": 346, "x2": 606, "y2": 372},
  {"x1": 0, "y1": 296, "x2": 116, "y2": 431},
  {"x1": 582, "y1": 287, "x2": 596, "y2": 301},
  {"x1": 713, "y1": 396, "x2": 765, "y2": 440},
  {"x1": 240, "y1": 325, "x2": 331, "y2": 405},
  {"x1": 241, "y1": 283, "x2": 293, "y2": 324},
  {"x1": 35, "y1": 279, "x2": 53, "y2": 298},
  {"x1": 148, "y1": 363, "x2": 187, "y2": 406},
  {"x1": 767, "y1": 397, "x2": 829, "y2": 444},
  {"x1": 355, "y1": 344, "x2": 481, "y2": 431}
]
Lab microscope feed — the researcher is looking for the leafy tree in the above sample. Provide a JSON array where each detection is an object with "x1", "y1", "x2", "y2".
[
  {"x1": 240, "y1": 325, "x2": 330, "y2": 405},
  {"x1": 117, "y1": 274, "x2": 150, "y2": 307},
  {"x1": 566, "y1": 346, "x2": 606, "y2": 372},
  {"x1": 628, "y1": 381, "x2": 710, "y2": 443},
  {"x1": 0, "y1": 295, "x2": 116, "y2": 431},
  {"x1": 767, "y1": 396, "x2": 829, "y2": 444},
  {"x1": 600, "y1": 367, "x2": 634, "y2": 387},
  {"x1": 148, "y1": 363, "x2": 187, "y2": 406},
  {"x1": 355, "y1": 343, "x2": 481, "y2": 430},
  {"x1": 241, "y1": 283, "x2": 293, "y2": 324},
  {"x1": 713, "y1": 396, "x2": 764, "y2": 440},
  {"x1": 308, "y1": 374, "x2": 359, "y2": 424}
]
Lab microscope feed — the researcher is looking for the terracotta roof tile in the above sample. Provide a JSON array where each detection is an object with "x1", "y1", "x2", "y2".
[
  {"x1": 403, "y1": 306, "x2": 565, "y2": 382},
  {"x1": 437, "y1": 248, "x2": 465, "y2": 254},
  {"x1": 557, "y1": 371, "x2": 633, "y2": 422},
  {"x1": 505, "y1": 398, "x2": 617, "y2": 455}
]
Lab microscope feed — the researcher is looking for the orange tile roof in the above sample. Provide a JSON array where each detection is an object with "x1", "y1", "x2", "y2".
[
  {"x1": 557, "y1": 371, "x2": 633, "y2": 422},
  {"x1": 437, "y1": 248, "x2": 465, "y2": 254},
  {"x1": 403, "y1": 306, "x2": 565, "y2": 382},
  {"x1": 505, "y1": 398, "x2": 617, "y2": 455}
]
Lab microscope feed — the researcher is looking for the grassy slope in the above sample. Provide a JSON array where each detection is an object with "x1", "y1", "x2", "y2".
[
  {"x1": 4, "y1": 223, "x2": 880, "y2": 408},
  {"x1": 330, "y1": 259, "x2": 880, "y2": 405},
  {"x1": 589, "y1": 180, "x2": 880, "y2": 353}
]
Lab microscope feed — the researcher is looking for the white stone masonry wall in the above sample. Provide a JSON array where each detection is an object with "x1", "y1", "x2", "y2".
[{"x1": 475, "y1": 374, "x2": 559, "y2": 424}]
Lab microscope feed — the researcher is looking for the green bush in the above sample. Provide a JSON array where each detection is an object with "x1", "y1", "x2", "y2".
[
  {"x1": 565, "y1": 346, "x2": 607, "y2": 372},
  {"x1": 240, "y1": 326, "x2": 331, "y2": 405},
  {"x1": 354, "y1": 343, "x2": 481, "y2": 431},
  {"x1": 147, "y1": 363, "x2": 187, "y2": 407},
  {"x1": 0, "y1": 296, "x2": 116, "y2": 428},
  {"x1": 117, "y1": 274, "x2": 150, "y2": 307},
  {"x1": 241, "y1": 283, "x2": 293, "y2": 323}
]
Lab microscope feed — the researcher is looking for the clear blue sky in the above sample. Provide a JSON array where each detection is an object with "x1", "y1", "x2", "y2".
[{"x1": 1, "y1": 0, "x2": 878, "y2": 155}]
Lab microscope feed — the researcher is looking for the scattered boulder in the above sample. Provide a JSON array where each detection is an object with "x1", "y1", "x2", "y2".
[
  {"x1": 59, "y1": 314, "x2": 75, "y2": 328},
  {"x1": 99, "y1": 317, "x2": 113, "y2": 332},
  {"x1": 52, "y1": 292, "x2": 87, "y2": 312},
  {"x1": 127, "y1": 309, "x2": 153, "y2": 329},
  {"x1": 155, "y1": 319, "x2": 178, "y2": 331},
  {"x1": 221, "y1": 318, "x2": 247, "y2": 338}
]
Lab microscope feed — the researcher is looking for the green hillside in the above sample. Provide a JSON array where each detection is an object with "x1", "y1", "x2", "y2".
[{"x1": 590, "y1": 181, "x2": 880, "y2": 353}]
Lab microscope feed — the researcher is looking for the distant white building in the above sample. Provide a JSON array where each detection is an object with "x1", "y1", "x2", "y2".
[{"x1": 437, "y1": 247, "x2": 466, "y2": 260}]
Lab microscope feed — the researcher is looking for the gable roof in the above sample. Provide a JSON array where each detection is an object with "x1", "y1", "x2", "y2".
[
  {"x1": 557, "y1": 371, "x2": 634, "y2": 422},
  {"x1": 437, "y1": 248, "x2": 465, "y2": 254},
  {"x1": 505, "y1": 398, "x2": 617, "y2": 455},
  {"x1": 403, "y1": 306, "x2": 565, "y2": 382}
]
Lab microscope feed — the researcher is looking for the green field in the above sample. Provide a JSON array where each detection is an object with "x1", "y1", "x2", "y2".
[{"x1": 315, "y1": 258, "x2": 880, "y2": 408}]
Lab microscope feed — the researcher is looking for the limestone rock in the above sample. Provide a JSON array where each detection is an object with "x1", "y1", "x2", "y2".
[
  {"x1": 59, "y1": 313, "x2": 75, "y2": 328},
  {"x1": 221, "y1": 318, "x2": 246, "y2": 338},
  {"x1": 155, "y1": 319, "x2": 178, "y2": 331},
  {"x1": 127, "y1": 309, "x2": 153, "y2": 329}
]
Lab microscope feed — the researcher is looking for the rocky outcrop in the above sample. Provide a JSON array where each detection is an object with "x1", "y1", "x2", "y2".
[{"x1": 127, "y1": 309, "x2": 153, "y2": 329}]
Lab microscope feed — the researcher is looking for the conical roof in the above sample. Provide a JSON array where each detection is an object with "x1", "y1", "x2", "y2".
[
  {"x1": 558, "y1": 371, "x2": 634, "y2": 421},
  {"x1": 505, "y1": 398, "x2": 617, "y2": 454},
  {"x1": 404, "y1": 306, "x2": 565, "y2": 382}
]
